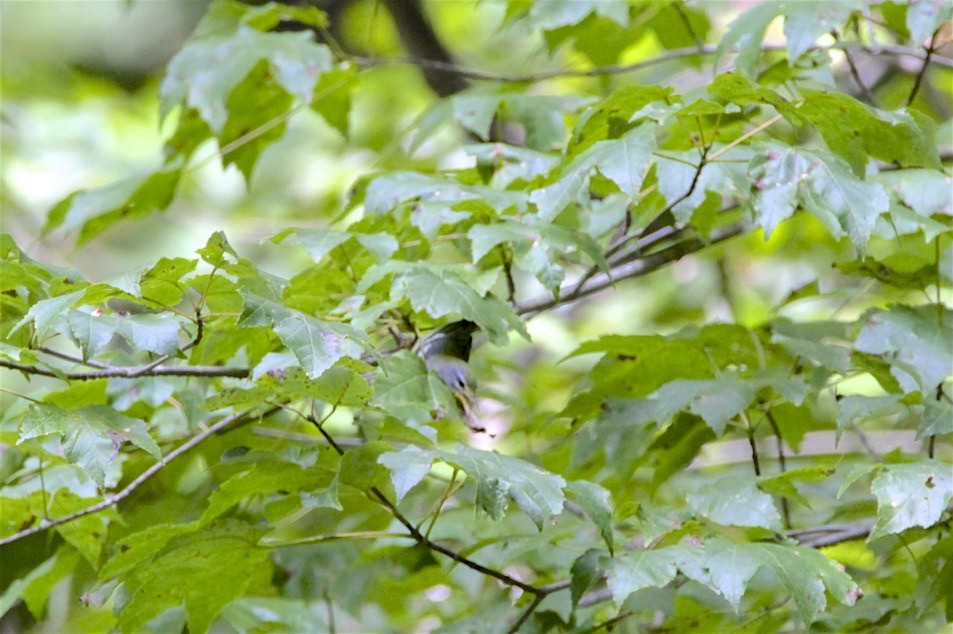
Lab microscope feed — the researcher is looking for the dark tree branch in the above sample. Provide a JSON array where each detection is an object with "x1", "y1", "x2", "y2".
[{"x1": 380, "y1": 0, "x2": 469, "y2": 97}]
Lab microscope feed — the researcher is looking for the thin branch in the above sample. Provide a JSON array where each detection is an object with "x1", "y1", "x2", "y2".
[
  {"x1": 518, "y1": 222, "x2": 747, "y2": 317},
  {"x1": 349, "y1": 42, "x2": 952, "y2": 84},
  {"x1": 707, "y1": 114, "x2": 782, "y2": 161},
  {"x1": 37, "y1": 347, "x2": 114, "y2": 370},
  {"x1": 0, "y1": 359, "x2": 251, "y2": 380},
  {"x1": 672, "y1": 1, "x2": 705, "y2": 50},
  {"x1": 506, "y1": 593, "x2": 546, "y2": 634},
  {"x1": 584, "y1": 611, "x2": 634, "y2": 633},
  {"x1": 259, "y1": 531, "x2": 412, "y2": 547},
  {"x1": 295, "y1": 409, "x2": 542, "y2": 595},
  {"x1": 907, "y1": 29, "x2": 941, "y2": 107},
  {"x1": 789, "y1": 520, "x2": 875, "y2": 548},
  {"x1": 766, "y1": 411, "x2": 792, "y2": 530},
  {"x1": 834, "y1": 29, "x2": 877, "y2": 105},
  {"x1": 0, "y1": 407, "x2": 269, "y2": 546},
  {"x1": 500, "y1": 244, "x2": 517, "y2": 304},
  {"x1": 570, "y1": 144, "x2": 713, "y2": 300},
  {"x1": 741, "y1": 411, "x2": 762, "y2": 477}
]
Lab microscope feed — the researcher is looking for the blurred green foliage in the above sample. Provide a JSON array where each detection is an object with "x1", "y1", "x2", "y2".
[{"x1": 1, "y1": 1, "x2": 951, "y2": 632}]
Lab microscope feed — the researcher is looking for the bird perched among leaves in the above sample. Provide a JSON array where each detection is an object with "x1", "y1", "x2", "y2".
[{"x1": 421, "y1": 320, "x2": 484, "y2": 433}]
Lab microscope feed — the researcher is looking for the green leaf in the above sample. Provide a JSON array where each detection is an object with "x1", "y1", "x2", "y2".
[
  {"x1": 869, "y1": 461, "x2": 953, "y2": 540},
  {"x1": 771, "y1": 319, "x2": 853, "y2": 373},
  {"x1": 3, "y1": 546, "x2": 80, "y2": 620},
  {"x1": 571, "y1": 85, "x2": 675, "y2": 155},
  {"x1": 528, "y1": 0, "x2": 628, "y2": 30},
  {"x1": 621, "y1": 538, "x2": 860, "y2": 620},
  {"x1": 310, "y1": 65, "x2": 356, "y2": 136},
  {"x1": 273, "y1": 227, "x2": 351, "y2": 262},
  {"x1": 854, "y1": 305, "x2": 953, "y2": 393},
  {"x1": 530, "y1": 123, "x2": 657, "y2": 220},
  {"x1": 716, "y1": 3, "x2": 784, "y2": 75},
  {"x1": 362, "y1": 171, "x2": 524, "y2": 217},
  {"x1": 751, "y1": 541, "x2": 858, "y2": 623},
  {"x1": 239, "y1": 292, "x2": 368, "y2": 379},
  {"x1": 160, "y1": 23, "x2": 332, "y2": 133},
  {"x1": 621, "y1": 371, "x2": 805, "y2": 436},
  {"x1": 469, "y1": 219, "x2": 608, "y2": 294},
  {"x1": 273, "y1": 314, "x2": 367, "y2": 380},
  {"x1": 684, "y1": 539, "x2": 762, "y2": 609},
  {"x1": 750, "y1": 144, "x2": 888, "y2": 249},
  {"x1": 116, "y1": 522, "x2": 269, "y2": 634},
  {"x1": 44, "y1": 168, "x2": 182, "y2": 244},
  {"x1": 10, "y1": 289, "x2": 84, "y2": 342},
  {"x1": 566, "y1": 480, "x2": 615, "y2": 553},
  {"x1": 657, "y1": 151, "x2": 747, "y2": 224},
  {"x1": 915, "y1": 535, "x2": 953, "y2": 621},
  {"x1": 19, "y1": 404, "x2": 161, "y2": 488},
  {"x1": 588, "y1": 123, "x2": 657, "y2": 199},
  {"x1": 377, "y1": 444, "x2": 439, "y2": 502},
  {"x1": 371, "y1": 351, "x2": 454, "y2": 429},
  {"x1": 876, "y1": 169, "x2": 953, "y2": 218},
  {"x1": 758, "y1": 467, "x2": 834, "y2": 509},
  {"x1": 199, "y1": 462, "x2": 326, "y2": 525},
  {"x1": 378, "y1": 443, "x2": 566, "y2": 529},
  {"x1": 364, "y1": 263, "x2": 526, "y2": 344},
  {"x1": 67, "y1": 309, "x2": 187, "y2": 359},
  {"x1": 783, "y1": 2, "x2": 857, "y2": 61},
  {"x1": 197, "y1": 231, "x2": 239, "y2": 267},
  {"x1": 796, "y1": 90, "x2": 940, "y2": 175},
  {"x1": 919, "y1": 399, "x2": 953, "y2": 438},
  {"x1": 836, "y1": 394, "x2": 904, "y2": 439},
  {"x1": 451, "y1": 94, "x2": 503, "y2": 140},
  {"x1": 689, "y1": 475, "x2": 783, "y2": 531},
  {"x1": 49, "y1": 490, "x2": 115, "y2": 566},
  {"x1": 218, "y1": 61, "x2": 293, "y2": 181},
  {"x1": 606, "y1": 549, "x2": 679, "y2": 606},
  {"x1": 570, "y1": 549, "x2": 606, "y2": 607}
]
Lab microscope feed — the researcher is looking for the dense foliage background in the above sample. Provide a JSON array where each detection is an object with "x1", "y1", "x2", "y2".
[{"x1": 1, "y1": 1, "x2": 951, "y2": 632}]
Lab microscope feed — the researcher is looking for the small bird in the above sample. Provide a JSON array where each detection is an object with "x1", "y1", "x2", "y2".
[{"x1": 422, "y1": 321, "x2": 484, "y2": 432}]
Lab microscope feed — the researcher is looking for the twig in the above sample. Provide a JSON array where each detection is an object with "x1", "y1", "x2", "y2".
[
  {"x1": 742, "y1": 411, "x2": 761, "y2": 477},
  {"x1": 500, "y1": 244, "x2": 517, "y2": 304},
  {"x1": 0, "y1": 359, "x2": 251, "y2": 380},
  {"x1": 673, "y1": 1, "x2": 705, "y2": 50},
  {"x1": 506, "y1": 593, "x2": 545, "y2": 634},
  {"x1": 833, "y1": 29, "x2": 877, "y2": 105},
  {"x1": 789, "y1": 520, "x2": 875, "y2": 548},
  {"x1": 766, "y1": 411, "x2": 792, "y2": 530},
  {"x1": 37, "y1": 347, "x2": 115, "y2": 370},
  {"x1": 584, "y1": 611, "x2": 633, "y2": 633},
  {"x1": 260, "y1": 531, "x2": 412, "y2": 547},
  {"x1": 0, "y1": 407, "x2": 269, "y2": 546},
  {"x1": 518, "y1": 222, "x2": 747, "y2": 317},
  {"x1": 296, "y1": 409, "x2": 543, "y2": 594},
  {"x1": 907, "y1": 29, "x2": 941, "y2": 107},
  {"x1": 347, "y1": 42, "x2": 952, "y2": 84}
]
